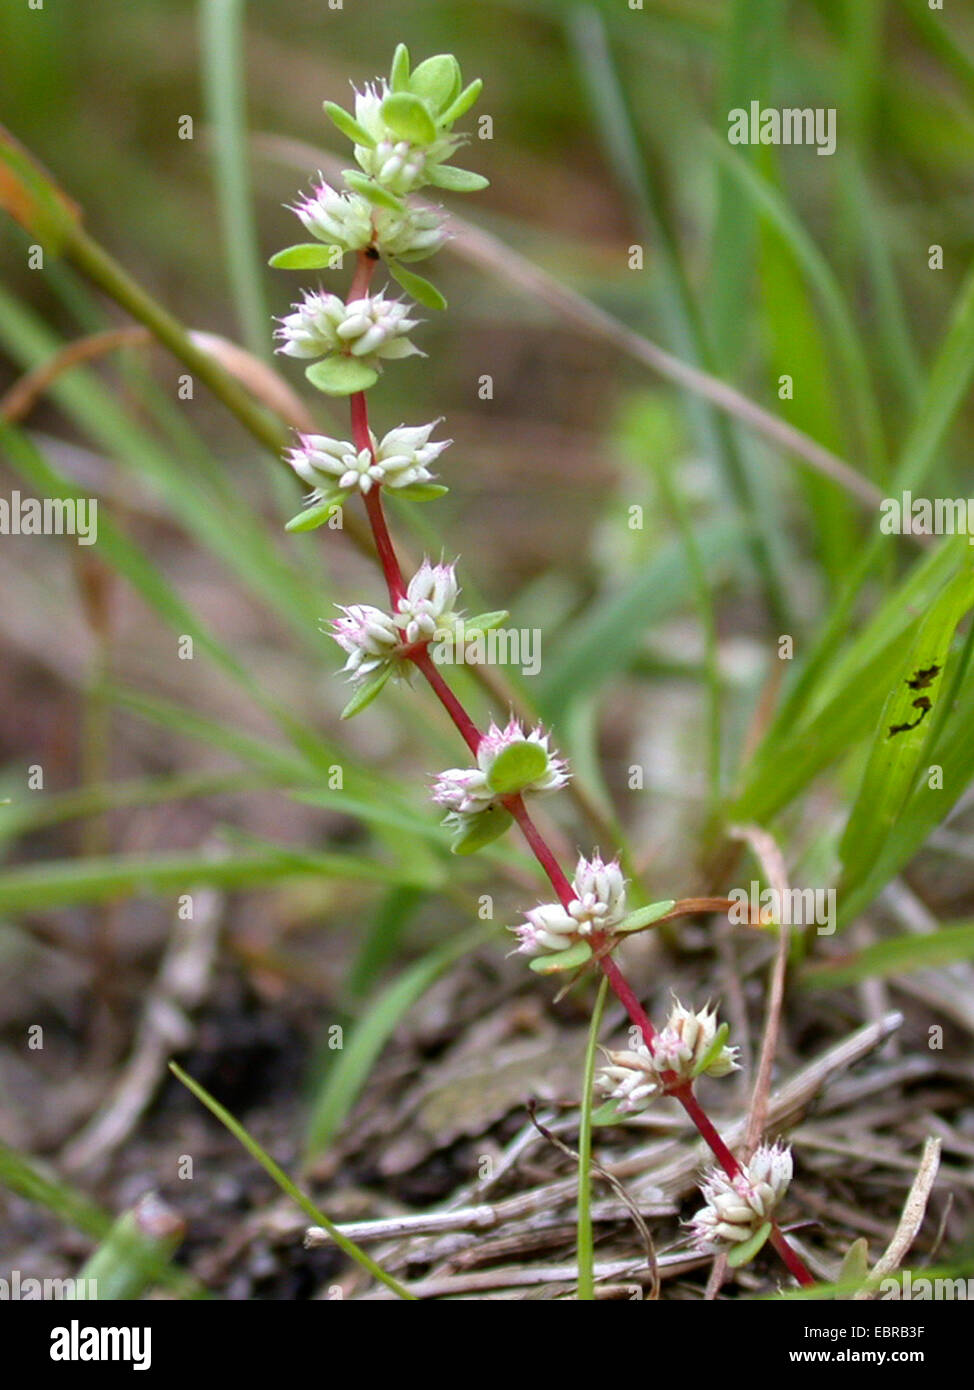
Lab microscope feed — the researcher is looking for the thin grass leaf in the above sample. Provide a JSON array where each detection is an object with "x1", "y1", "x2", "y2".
[
  {"x1": 576, "y1": 975, "x2": 608, "y2": 1301},
  {"x1": 304, "y1": 924, "x2": 496, "y2": 1158},
  {"x1": 170, "y1": 1063, "x2": 415, "y2": 1299}
]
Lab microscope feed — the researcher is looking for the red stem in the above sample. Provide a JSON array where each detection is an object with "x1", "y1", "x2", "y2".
[
  {"x1": 770, "y1": 1226, "x2": 816, "y2": 1287},
  {"x1": 332, "y1": 256, "x2": 814, "y2": 1288},
  {"x1": 410, "y1": 647, "x2": 482, "y2": 756},
  {"x1": 672, "y1": 1083, "x2": 741, "y2": 1179}
]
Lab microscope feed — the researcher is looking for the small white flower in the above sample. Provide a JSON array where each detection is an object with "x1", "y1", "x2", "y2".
[
  {"x1": 570, "y1": 852, "x2": 627, "y2": 929},
  {"x1": 430, "y1": 767, "x2": 493, "y2": 816},
  {"x1": 351, "y1": 81, "x2": 462, "y2": 195},
  {"x1": 594, "y1": 1047, "x2": 662, "y2": 1111},
  {"x1": 689, "y1": 1144, "x2": 794, "y2": 1252},
  {"x1": 374, "y1": 203, "x2": 448, "y2": 261},
  {"x1": 287, "y1": 419, "x2": 450, "y2": 498},
  {"x1": 334, "y1": 291, "x2": 422, "y2": 360},
  {"x1": 475, "y1": 717, "x2": 570, "y2": 795},
  {"x1": 651, "y1": 999, "x2": 739, "y2": 1083},
  {"x1": 292, "y1": 180, "x2": 373, "y2": 251},
  {"x1": 510, "y1": 853, "x2": 627, "y2": 958},
  {"x1": 395, "y1": 560, "x2": 461, "y2": 645},
  {"x1": 593, "y1": 1000, "x2": 738, "y2": 1110},
  {"x1": 275, "y1": 290, "x2": 421, "y2": 365},
  {"x1": 374, "y1": 420, "x2": 451, "y2": 490},
  {"x1": 275, "y1": 290, "x2": 347, "y2": 359},
  {"x1": 329, "y1": 603, "x2": 403, "y2": 685},
  {"x1": 434, "y1": 718, "x2": 569, "y2": 840}
]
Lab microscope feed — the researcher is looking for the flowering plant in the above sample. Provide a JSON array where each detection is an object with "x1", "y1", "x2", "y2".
[{"x1": 273, "y1": 45, "x2": 813, "y2": 1292}]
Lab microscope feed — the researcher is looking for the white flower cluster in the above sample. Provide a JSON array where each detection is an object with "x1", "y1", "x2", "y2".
[
  {"x1": 350, "y1": 84, "x2": 464, "y2": 197},
  {"x1": 432, "y1": 717, "x2": 570, "y2": 831},
  {"x1": 292, "y1": 180, "x2": 449, "y2": 263},
  {"x1": 330, "y1": 560, "x2": 461, "y2": 687},
  {"x1": 594, "y1": 1000, "x2": 739, "y2": 1111},
  {"x1": 276, "y1": 290, "x2": 421, "y2": 368},
  {"x1": 288, "y1": 420, "x2": 450, "y2": 498},
  {"x1": 511, "y1": 854, "x2": 626, "y2": 957},
  {"x1": 689, "y1": 1144, "x2": 794, "y2": 1252}
]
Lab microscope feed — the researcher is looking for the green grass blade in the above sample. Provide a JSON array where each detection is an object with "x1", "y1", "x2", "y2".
[
  {"x1": 170, "y1": 1062, "x2": 415, "y2": 1299},
  {"x1": 200, "y1": 0, "x2": 269, "y2": 360},
  {"x1": 304, "y1": 924, "x2": 497, "y2": 1159},
  {"x1": 576, "y1": 975, "x2": 608, "y2": 1302},
  {"x1": 805, "y1": 921, "x2": 974, "y2": 989}
]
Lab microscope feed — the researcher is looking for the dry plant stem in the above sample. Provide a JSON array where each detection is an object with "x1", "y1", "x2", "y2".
[{"x1": 339, "y1": 251, "x2": 813, "y2": 1287}]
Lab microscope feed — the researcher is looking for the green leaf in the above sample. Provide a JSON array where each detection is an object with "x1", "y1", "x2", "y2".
[
  {"x1": 408, "y1": 55, "x2": 461, "y2": 113},
  {"x1": 170, "y1": 1063, "x2": 414, "y2": 1299},
  {"x1": 462, "y1": 610, "x2": 509, "y2": 634},
  {"x1": 341, "y1": 170, "x2": 404, "y2": 211},
  {"x1": 692, "y1": 1021, "x2": 731, "y2": 1078},
  {"x1": 727, "y1": 1222, "x2": 773, "y2": 1268},
  {"x1": 323, "y1": 100, "x2": 375, "y2": 148},
  {"x1": 839, "y1": 564, "x2": 974, "y2": 890},
  {"x1": 341, "y1": 666, "x2": 393, "y2": 720},
  {"x1": 486, "y1": 741, "x2": 549, "y2": 795},
  {"x1": 305, "y1": 356, "x2": 378, "y2": 396},
  {"x1": 838, "y1": 1238, "x2": 871, "y2": 1288},
  {"x1": 389, "y1": 43, "x2": 411, "y2": 93},
  {"x1": 439, "y1": 78, "x2": 484, "y2": 127},
  {"x1": 269, "y1": 243, "x2": 342, "y2": 270},
  {"x1": 529, "y1": 941, "x2": 593, "y2": 975},
  {"x1": 615, "y1": 899, "x2": 676, "y2": 933},
  {"x1": 450, "y1": 804, "x2": 513, "y2": 855},
  {"x1": 387, "y1": 482, "x2": 449, "y2": 501},
  {"x1": 385, "y1": 259, "x2": 447, "y2": 310},
  {"x1": 425, "y1": 164, "x2": 490, "y2": 193},
  {"x1": 304, "y1": 923, "x2": 494, "y2": 1156},
  {"x1": 591, "y1": 1099, "x2": 628, "y2": 1127},
  {"x1": 284, "y1": 494, "x2": 345, "y2": 532},
  {"x1": 576, "y1": 975, "x2": 609, "y2": 1301},
  {"x1": 804, "y1": 921, "x2": 974, "y2": 989},
  {"x1": 380, "y1": 92, "x2": 437, "y2": 146}
]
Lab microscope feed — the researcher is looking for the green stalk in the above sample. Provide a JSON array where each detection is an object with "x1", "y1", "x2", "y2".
[
  {"x1": 200, "y1": 0, "x2": 269, "y2": 359},
  {"x1": 576, "y1": 975, "x2": 608, "y2": 1301},
  {"x1": 170, "y1": 1062, "x2": 416, "y2": 1300}
]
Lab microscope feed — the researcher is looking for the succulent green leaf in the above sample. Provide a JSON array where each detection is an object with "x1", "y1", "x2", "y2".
[
  {"x1": 285, "y1": 494, "x2": 346, "y2": 532},
  {"x1": 486, "y1": 741, "x2": 548, "y2": 795},
  {"x1": 529, "y1": 941, "x2": 593, "y2": 975},
  {"x1": 342, "y1": 170, "x2": 404, "y2": 211},
  {"x1": 380, "y1": 92, "x2": 437, "y2": 146},
  {"x1": 726, "y1": 1222, "x2": 773, "y2": 1269},
  {"x1": 305, "y1": 356, "x2": 379, "y2": 396},
  {"x1": 450, "y1": 804, "x2": 513, "y2": 855},
  {"x1": 691, "y1": 1022, "x2": 731, "y2": 1078},
  {"x1": 591, "y1": 1099, "x2": 628, "y2": 1127},
  {"x1": 385, "y1": 260, "x2": 446, "y2": 310},
  {"x1": 615, "y1": 900, "x2": 676, "y2": 933},
  {"x1": 389, "y1": 43, "x2": 411, "y2": 92},
  {"x1": 269, "y1": 243, "x2": 342, "y2": 270},
  {"x1": 462, "y1": 611, "x2": 509, "y2": 634},
  {"x1": 409, "y1": 55, "x2": 461, "y2": 112},
  {"x1": 439, "y1": 79, "x2": 484, "y2": 127},
  {"x1": 424, "y1": 164, "x2": 490, "y2": 193},
  {"x1": 341, "y1": 666, "x2": 394, "y2": 720},
  {"x1": 838, "y1": 1238, "x2": 870, "y2": 1287},
  {"x1": 323, "y1": 101, "x2": 376, "y2": 148},
  {"x1": 388, "y1": 482, "x2": 449, "y2": 501}
]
